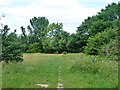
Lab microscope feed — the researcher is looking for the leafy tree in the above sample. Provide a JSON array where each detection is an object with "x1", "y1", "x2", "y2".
[
  {"x1": 2, "y1": 25, "x2": 23, "y2": 63},
  {"x1": 84, "y1": 27, "x2": 116, "y2": 55},
  {"x1": 26, "y1": 42, "x2": 42, "y2": 53},
  {"x1": 42, "y1": 23, "x2": 69, "y2": 53},
  {"x1": 0, "y1": 32, "x2": 1, "y2": 61},
  {"x1": 29, "y1": 17, "x2": 49, "y2": 42},
  {"x1": 117, "y1": 2, "x2": 120, "y2": 60},
  {"x1": 66, "y1": 33, "x2": 79, "y2": 53},
  {"x1": 27, "y1": 25, "x2": 38, "y2": 45},
  {"x1": 41, "y1": 23, "x2": 55, "y2": 53},
  {"x1": 27, "y1": 17, "x2": 49, "y2": 52},
  {"x1": 66, "y1": 32, "x2": 89, "y2": 53},
  {"x1": 75, "y1": 3, "x2": 119, "y2": 52},
  {"x1": 88, "y1": 20, "x2": 117, "y2": 36},
  {"x1": 58, "y1": 30, "x2": 70, "y2": 52},
  {"x1": 97, "y1": 3, "x2": 118, "y2": 21},
  {"x1": 20, "y1": 26, "x2": 28, "y2": 52}
]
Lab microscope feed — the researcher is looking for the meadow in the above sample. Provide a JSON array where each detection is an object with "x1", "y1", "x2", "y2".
[{"x1": 2, "y1": 53, "x2": 118, "y2": 88}]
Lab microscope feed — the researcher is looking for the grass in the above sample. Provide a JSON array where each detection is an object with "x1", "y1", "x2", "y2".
[
  {"x1": 2, "y1": 53, "x2": 118, "y2": 88},
  {"x1": 61, "y1": 53, "x2": 118, "y2": 88},
  {"x1": 0, "y1": 63, "x2": 2, "y2": 89}
]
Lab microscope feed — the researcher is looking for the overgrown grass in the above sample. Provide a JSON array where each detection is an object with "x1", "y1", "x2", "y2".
[
  {"x1": 61, "y1": 53, "x2": 118, "y2": 88},
  {"x1": 2, "y1": 53, "x2": 118, "y2": 88},
  {"x1": 0, "y1": 63, "x2": 2, "y2": 89},
  {"x1": 2, "y1": 54, "x2": 61, "y2": 88}
]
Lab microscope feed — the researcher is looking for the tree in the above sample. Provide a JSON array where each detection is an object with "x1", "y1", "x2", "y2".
[
  {"x1": 27, "y1": 25, "x2": 38, "y2": 44},
  {"x1": 2, "y1": 25, "x2": 23, "y2": 63},
  {"x1": 29, "y1": 17, "x2": 49, "y2": 42},
  {"x1": 20, "y1": 26, "x2": 28, "y2": 52},
  {"x1": 98, "y1": 39, "x2": 118, "y2": 57},
  {"x1": 84, "y1": 27, "x2": 116, "y2": 55},
  {"x1": 66, "y1": 33, "x2": 78, "y2": 53},
  {"x1": 26, "y1": 42, "x2": 42, "y2": 53},
  {"x1": 75, "y1": 3, "x2": 119, "y2": 52},
  {"x1": 42, "y1": 23, "x2": 69, "y2": 53},
  {"x1": 27, "y1": 17, "x2": 49, "y2": 52},
  {"x1": 51, "y1": 23, "x2": 69, "y2": 53},
  {"x1": 58, "y1": 30, "x2": 70, "y2": 53}
]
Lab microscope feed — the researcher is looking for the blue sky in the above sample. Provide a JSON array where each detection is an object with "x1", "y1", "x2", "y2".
[{"x1": 0, "y1": 0, "x2": 119, "y2": 34}]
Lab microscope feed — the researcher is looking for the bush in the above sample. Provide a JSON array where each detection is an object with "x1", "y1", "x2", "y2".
[
  {"x1": 99, "y1": 39, "x2": 118, "y2": 56},
  {"x1": 26, "y1": 43, "x2": 42, "y2": 53},
  {"x1": 2, "y1": 31, "x2": 23, "y2": 63},
  {"x1": 54, "y1": 51, "x2": 59, "y2": 54},
  {"x1": 84, "y1": 27, "x2": 116, "y2": 55},
  {"x1": 71, "y1": 54, "x2": 118, "y2": 78},
  {"x1": 62, "y1": 51, "x2": 67, "y2": 55},
  {"x1": 98, "y1": 39, "x2": 118, "y2": 61},
  {"x1": 71, "y1": 55, "x2": 100, "y2": 74}
]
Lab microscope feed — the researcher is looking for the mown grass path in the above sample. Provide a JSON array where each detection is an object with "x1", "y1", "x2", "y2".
[
  {"x1": 2, "y1": 53, "x2": 118, "y2": 88},
  {"x1": 57, "y1": 66, "x2": 64, "y2": 88}
]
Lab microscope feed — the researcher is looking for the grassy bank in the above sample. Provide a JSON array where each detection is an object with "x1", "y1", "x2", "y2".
[{"x1": 2, "y1": 53, "x2": 118, "y2": 88}]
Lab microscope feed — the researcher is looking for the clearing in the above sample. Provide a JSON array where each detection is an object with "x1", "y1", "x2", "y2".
[{"x1": 2, "y1": 53, "x2": 118, "y2": 88}]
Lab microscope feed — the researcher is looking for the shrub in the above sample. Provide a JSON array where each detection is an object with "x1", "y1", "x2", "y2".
[
  {"x1": 2, "y1": 31, "x2": 23, "y2": 63},
  {"x1": 71, "y1": 54, "x2": 118, "y2": 78},
  {"x1": 62, "y1": 51, "x2": 67, "y2": 55},
  {"x1": 26, "y1": 43, "x2": 42, "y2": 53},
  {"x1": 71, "y1": 55, "x2": 100, "y2": 74},
  {"x1": 54, "y1": 51, "x2": 59, "y2": 54},
  {"x1": 84, "y1": 27, "x2": 116, "y2": 55},
  {"x1": 98, "y1": 39, "x2": 118, "y2": 61}
]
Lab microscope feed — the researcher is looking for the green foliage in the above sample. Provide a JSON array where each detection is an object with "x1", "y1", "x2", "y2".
[
  {"x1": 20, "y1": 26, "x2": 28, "y2": 52},
  {"x1": 2, "y1": 25, "x2": 23, "y2": 63},
  {"x1": 66, "y1": 33, "x2": 84, "y2": 53},
  {"x1": 69, "y1": 54, "x2": 118, "y2": 88},
  {"x1": 88, "y1": 20, "x2": 117, "y2": 36},
  {"x1": 1, "y1": 3, "x2": 118, "y2": 58},
  {"x1": 97, "y1": 3, "x2": 118, "y2": 21},
  {"x1": 84, "y1": 27, "x2": 116, "y2": 55},
  {"x1": 98, "y1": 39, "x2": 118, "y2": 60},
  {"x1": 26, "y1": 17, "x2": 49, "y2": 53},
  {"x1": 71, "y1": 54, "x2": 118, "y2": 78},
  {"x1": 26, "y1": 43, "x2": 42, "y2": 53},
  {"x1": 28, "y1": 17, "x2": 70, "y2": 53},
  {"x1": 42, "y1": 23, "x2": 70, "y2": 53},
  {"x1": 62, "y1": 51, "x2": 67, "y2": 55},
  {"x1": 75, "y1": 3, "x2": 118, "y2": 52},
  {"x1": 54, "y1": 51, "x2": 59, "y2": 54},
  {"x1": 22, "y1": 3, "x2": 119, "y2": 54},
  {"x1": 29, "y1": 17, "x2": 49, "y2": 44},
  {"x1": 50, "y1": 23, "x2": 69, "y2": 53}
]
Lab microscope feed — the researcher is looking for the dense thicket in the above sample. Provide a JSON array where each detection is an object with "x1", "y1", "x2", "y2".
[
  {"x1": 76, "y1": 3, "x2": 118, "y2": 53},
  {"x1": 1, "y1": 25, "x2": 23, "y2": 63},
  {"x1": 84, "y1": 27, "x2": 117, "y2": 55}
]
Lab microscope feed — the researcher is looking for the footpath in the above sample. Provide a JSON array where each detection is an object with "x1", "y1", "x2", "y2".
[{"x1": 57, "y1": 66, "x2": 64, "y2": 89}]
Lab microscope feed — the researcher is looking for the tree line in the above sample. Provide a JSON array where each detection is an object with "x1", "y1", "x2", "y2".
[{"x1": 1, "y1": 2, "x2": 119, "y2": 63}]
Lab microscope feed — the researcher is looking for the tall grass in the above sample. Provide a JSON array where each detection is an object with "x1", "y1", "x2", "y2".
[
  {"x1": 2, "y1": 54, "x2": 61, "y2": 88},
  {"x1": 64, "y1": 53, "x2": 118, "y2": 88},
  {"x1": 2, "y1": 53, "x2": 118, "y2": 88},
  {"x1": 0, "y1": 63, "x2": 2, "y2": 89}
]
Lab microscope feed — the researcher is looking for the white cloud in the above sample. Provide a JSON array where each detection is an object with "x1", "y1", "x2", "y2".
[
  {"x1": 0, "y1": 0, "x2": 14, "y2": 8},
  {"x1": 104, "y1": 0, "x2": 113, "y2": 3},
  {"x1": 1, "y1": 0, "x2": 102, "y2": 34},
  {"x1": 104, "y1": 0, "x2": 119, "y2": 3}
]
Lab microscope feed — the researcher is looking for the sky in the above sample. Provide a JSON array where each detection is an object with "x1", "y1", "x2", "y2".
[{"x1": 0, "y1": 0, "x2": 119, "y2": 34}]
